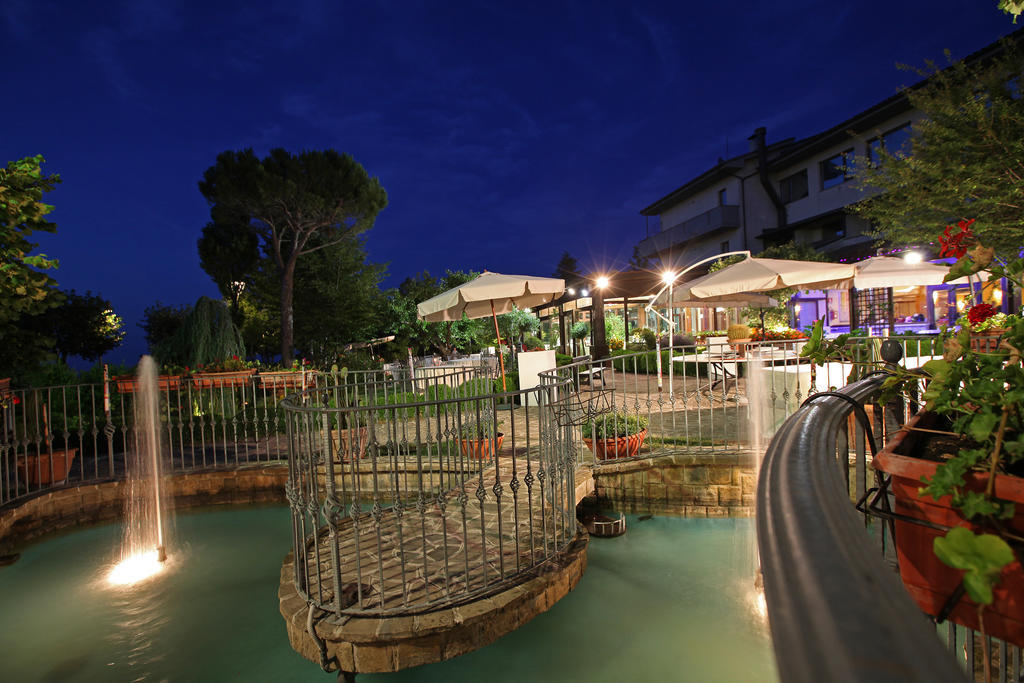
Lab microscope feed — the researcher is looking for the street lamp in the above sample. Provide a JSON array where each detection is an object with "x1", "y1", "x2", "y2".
[
  {"x1": 596, "y1": 275, "x2": 609, "y2": 289},
  {"x1": 661, "y1": 271, "x2": 677, "y2": 336},
  {"x1": 903, "y1": 251, "x2": 923, "y2": 265}
]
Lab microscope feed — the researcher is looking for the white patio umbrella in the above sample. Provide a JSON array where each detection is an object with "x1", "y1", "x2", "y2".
[
  {"x1": 673, "y1": 256, "x2": 856, "y2": 332},
  {"x1": 852, "y1": 256, "x2": 967, "y2": 288},
  {"x1": 417, "y1": 271, "x2": 565, "y2": 390},
  {"x1": 676, "y1": 257, "x2": 856, "y2": 300}
]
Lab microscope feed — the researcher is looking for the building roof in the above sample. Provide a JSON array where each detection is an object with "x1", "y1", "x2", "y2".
[
  {"x1": 640, "y1": 27, "x2": 1024, "y2": 216},
  {"x1": 639, "y1": 139, "x2": 795, "y2": 216},
  {"x1": 769, "y1": 27, "x2": 1024, "y2": 170}
]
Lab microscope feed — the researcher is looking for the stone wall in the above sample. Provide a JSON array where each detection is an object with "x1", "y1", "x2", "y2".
[
  {"x1": 591, "y1": 452, "x2": 758, "y2": 516},
  {"x1": 279, "y1": 530, "x2": 588, "y2": 674},
  {"x1": 0, "y1": 465, "x2": 289, "y2": 552}
]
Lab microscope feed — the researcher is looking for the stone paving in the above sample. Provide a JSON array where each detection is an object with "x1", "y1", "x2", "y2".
[{"x1": 301, "y1": 451, "x2": 577, "y2": 614}]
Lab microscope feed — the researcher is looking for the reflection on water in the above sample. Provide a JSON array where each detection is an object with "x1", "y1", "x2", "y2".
[
  {"x1": 0, "y1": 507, "x2": 777, "y2": 682},
  {"x1": 103, "y1": 557, "x2": 176, "y2": 680}
]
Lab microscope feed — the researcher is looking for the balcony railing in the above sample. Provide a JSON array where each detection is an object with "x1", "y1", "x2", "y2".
[
  {"x1": 637, "y1": 204, "x2": 740, "y2": 258},
  {"x1": 758, "y1": 374, "x2": 1021, "y2": 681}
]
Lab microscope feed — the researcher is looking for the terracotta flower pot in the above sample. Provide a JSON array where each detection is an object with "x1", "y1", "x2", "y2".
[
  {"x1": 970, "y1": 328, "x2": 1007, "y2": 353},
  {"x1": 729, "y1": 338, "x2": 751, "y2": 358},
  {"x1": 459, "y1": 433, "x2": 504, "y2": 461},
  {"x1": 191, "y1": 369, "x2": 257, "y2": 388},
  {"x1": 257, "y1": 371, "x2": 307, "y2": 390},
  {"x1": 583, "y1": 428, "x2": 648, "y2": 461},
  {"x1": 18, "y1": 448, "x2": 78, "y2": 486},
  {"x1": 874, "y1": 410, "x2": 1024, "y2": 647},
  {"x1": 115, "y1": 375, "x2": 182, "y2": 393}
]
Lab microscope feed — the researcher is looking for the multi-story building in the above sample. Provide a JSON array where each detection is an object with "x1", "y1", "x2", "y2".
[{"x1": 634, "y1": 33, "x2": 1015, "y2": 333}]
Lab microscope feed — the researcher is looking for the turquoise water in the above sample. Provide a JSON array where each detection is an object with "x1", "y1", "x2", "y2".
[{"x1": 0, "y1": 507, "x2": 777, "y2": 682}]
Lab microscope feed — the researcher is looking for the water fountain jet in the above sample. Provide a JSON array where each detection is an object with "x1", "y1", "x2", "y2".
[{"x1": 108, "y1": 355, "x2": 171, "y2": 586}]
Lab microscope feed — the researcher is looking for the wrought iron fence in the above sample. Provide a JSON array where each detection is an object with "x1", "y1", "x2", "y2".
[
  {"x1": 280, "y1": 368, "x2": 579, "y2": 616},
  {"x1": 0, "y1": 365, "x2": 494, "y2": 507},
  {"x1": 538, "y1": 335, "x2": 945, "y2": 464},
  {"x1": 758, "y1": 373, "x2": 1022, "y2": 681}
]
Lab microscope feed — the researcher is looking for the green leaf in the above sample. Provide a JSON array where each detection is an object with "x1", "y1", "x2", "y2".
[
  {"x1": 968, "y1": 411, "x2": 1000, "y2": 442},
  {"x1": 933, "y1": 527, "x2": 1014, "y2": 605},
  {"x1": 945, "y1": 256, "x2": 976, "y2": 282},
  {"x1": 921, "y1": 358, "x2": 951, "y2": 378}
]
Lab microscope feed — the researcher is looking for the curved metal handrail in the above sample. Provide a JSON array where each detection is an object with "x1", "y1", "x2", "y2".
[
  {"x1": 280, "y1": 367, "x2": 581, "y2": 616},
  {"x1": 757, "y1": 375, "x2": 964, "y2": 682}
]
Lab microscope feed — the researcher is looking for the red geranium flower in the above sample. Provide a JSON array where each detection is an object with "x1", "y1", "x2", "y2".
[
  {"x1": 967, "y1": 303, "x2": 997, "y2": 326},
  {"x1": 12, "y1": 396, "x2": 20, "y2": 405},
  {"x1": 939, "y1": 218, "x2": 976, "y2": 258}
]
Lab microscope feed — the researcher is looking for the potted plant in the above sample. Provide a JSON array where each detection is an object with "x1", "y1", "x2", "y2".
[
  {"x1": 582, "y1": 411, "x2": 649, "y2": 461},
  {"x1": 803, "y1": 218, "x2": 1024, "y2": 648},
  {"x1": 727, "y1": 324, "x2": 752, "y2": 357},
  {"x1": 458, "y1": 416, "x2": 504, "y2": 460},
  {"x1": 114, "y1": 364, "x2": 186, "y2": 393},
  {"x1": 191, "y1": 356, "x2": 257, "y2": 388},
  {"x1": 16, "y1": 400, "x2": 77, "y2": 486},
  {"x1": 258, "y1": 358, "x2": 311, "y2": 392}
]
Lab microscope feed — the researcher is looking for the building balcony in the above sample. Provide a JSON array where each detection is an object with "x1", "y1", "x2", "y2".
[{"x1": 636, "y1": 204, "x2": 740, "y2": 258}]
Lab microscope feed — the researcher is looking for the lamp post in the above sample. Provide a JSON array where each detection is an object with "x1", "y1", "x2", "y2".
[
  {"x1": 662, "y1": 270, "x2": 677, "y2": 396},
  {"x1": 592, "y1": 276, "x2": 610, "y2": 361}
]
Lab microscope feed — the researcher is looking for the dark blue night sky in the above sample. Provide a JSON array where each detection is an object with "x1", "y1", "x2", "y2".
[{"x1": 3, "y1": 1, "x2": 1015, "y2": 363}]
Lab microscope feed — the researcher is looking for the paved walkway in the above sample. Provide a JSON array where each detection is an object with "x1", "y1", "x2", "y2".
[{"x1": 302, "y1": 451, "x2": 578, "y2": 614}]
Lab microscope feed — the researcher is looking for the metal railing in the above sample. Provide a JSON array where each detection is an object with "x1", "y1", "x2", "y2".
[
  {"x1": 758, "y1": 373, "x2": 1022, "y2": 681},
  {"x1": 280, "y1": 367, "x2": 579, "y2": 616},
  {"x1": 538, "y1": 336, "x2": 944, "y2": 464},
  {"x1": 0, "y1": 365, "x2": 494, "y2": 507}
]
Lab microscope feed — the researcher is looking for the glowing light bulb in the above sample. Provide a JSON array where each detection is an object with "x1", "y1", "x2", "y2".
[
  {"x1": 662, "y1": 271, "x2": 676, "y2": 284},
  {"x1": 903, "y1": 251, "x2": 923, "y2": 265},
  {"x1": 596, "y1": 276, "x2": 609, "y2": 289}
]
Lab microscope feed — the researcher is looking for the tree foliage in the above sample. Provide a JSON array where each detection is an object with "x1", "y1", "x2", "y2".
[
  {"x1": 853, "y1": 40, "x2": 1024, "y2": 257},
  {"x1": 25, "y1": 290, "x2": 125, "y2": 362},
  {"x1": 385, "y1": 270, "x2": 483, "y2": 358},
  {"x1": 552, "y1": 251, "x2": 581, "y2": 281},
  {"x1": 196, "y1": 207, "x2": 260, "y2": 316},
  {"x1": 198, "y1": 148, "x2": 388, "y2": 362},
  {"x1": 140, "y1": 301, "x2": 191, "y2": 353},
  {"x1": 0, "y1": 155, "x2": 61, "y2": 326},
  {"x1": 156, "y1": 296, "x2": 245, "y2": 369},
  {"x1": 0, "y1": 155, "x2": 64, "y2": 377}
]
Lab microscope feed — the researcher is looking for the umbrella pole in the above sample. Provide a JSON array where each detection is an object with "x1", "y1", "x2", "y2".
[{"x1": 491, "y1": 300, "x2": 507, "y2": 392}]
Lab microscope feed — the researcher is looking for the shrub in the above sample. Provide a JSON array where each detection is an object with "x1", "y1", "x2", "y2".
[
  {"x1": 605, "y1": 314, "x2": 625, "y2": 342},
  {"x1": 636, "y1": 328, "x2": 657, "y2": 350},
  {"x1": 523, "y1": 335, "x2": 545, "y2": 351},
  {"x1": 371, "y1": 391, "x2": 423, "y2": 420},
  {"x1": 570, "y1": 321, "x2": 590, "y2": 340},
  {"x1": 609, "y1": 349, "x2": 707, "y2": 378},
  {"x1": 727, "y1": 324, "x2": 752, "y2": 341},
  {"x1": 555, "y1": 353, "x2": 572, "y2": 366},
  {"x1": 656, "y1": 333, "x2": 696, "y2": 348},
  {"x1": 581, "y1": 411, "x2": 649, "y2": 439}
]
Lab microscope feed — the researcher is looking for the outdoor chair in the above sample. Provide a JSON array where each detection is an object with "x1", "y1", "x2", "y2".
[{"x1": 571, "y1": 356, "x2": 605, "y2": 387}]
